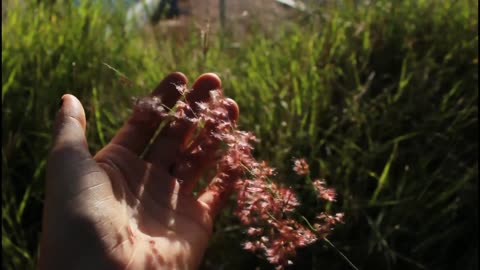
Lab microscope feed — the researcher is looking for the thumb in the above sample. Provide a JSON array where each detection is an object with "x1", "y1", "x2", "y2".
[
  {"x1": 51, "y1": 94, "x2": 90, "y2": 161},
  {"x1": 46, "y1": 94, "x2": 100, "y2": 199}
]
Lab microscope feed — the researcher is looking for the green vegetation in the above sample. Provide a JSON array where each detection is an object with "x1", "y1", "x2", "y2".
[{"x1": 2, "y1": 0, "x2": 477, "y2": 269}]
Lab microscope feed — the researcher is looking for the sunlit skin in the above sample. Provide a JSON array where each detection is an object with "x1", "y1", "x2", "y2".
[{"x1": 39, "y1": 73, "x2": 239, "y2": 270}]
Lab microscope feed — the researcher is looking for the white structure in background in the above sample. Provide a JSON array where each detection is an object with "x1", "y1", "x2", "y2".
[
  {"x1": 124, "y1": 0, "x2": 308, "y2": 32},
  {"x1": 275, "y1": 0, "x2": 306, "y2": 11},
  {"x1": 125, "y1": 0, "x2": 161, "y2": 32}
]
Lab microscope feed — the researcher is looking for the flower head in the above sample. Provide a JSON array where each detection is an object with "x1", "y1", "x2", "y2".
[
  {"x1": 312, "y1": 179, "x2": 337, "y2": 202},
  {"x1": 293, "y1": 158, "x2": 310, "y2": 175}
]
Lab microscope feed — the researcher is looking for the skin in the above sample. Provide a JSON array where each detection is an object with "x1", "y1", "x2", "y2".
[{"x1": 39, "y1": 73, "x2": 239, "y2": 270}]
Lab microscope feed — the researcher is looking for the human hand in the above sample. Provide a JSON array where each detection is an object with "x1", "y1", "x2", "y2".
[{"x1": 39, "y1": 73, "x2": 239, "y2": 270}]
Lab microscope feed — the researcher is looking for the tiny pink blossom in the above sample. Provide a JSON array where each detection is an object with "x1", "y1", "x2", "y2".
[
  {"x1": 293, "y1": 158, "x2": 310, "y2": 175},
  {"x1": 174, "y1": 83, "x2": 188, "y2": 95},
  {"x1": 321, "y1": 188, "x2": 337, "y2": 201},
  {"x1": 247, "y1": 227, "x2": 263, "y2": 236},
  {"x1": 312, "y1": 179, "x2": 337, "y2": 202}
]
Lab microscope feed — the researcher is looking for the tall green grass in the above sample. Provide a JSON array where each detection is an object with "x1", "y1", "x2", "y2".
[{"x1": 2, "y1": 0, "x2": 478, "y2": 269}]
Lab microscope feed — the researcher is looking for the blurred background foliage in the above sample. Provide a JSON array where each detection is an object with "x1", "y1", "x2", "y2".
[{"x1": 2, "y1": 0, "x2": 478, "y2": 269}]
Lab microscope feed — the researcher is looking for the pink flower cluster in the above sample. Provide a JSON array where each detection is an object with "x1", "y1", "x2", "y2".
[
  {"x1": 230, "y1": 157, "x2": 343, "y2": 269},
  {"x1": 185, "y1": 93, "x2": 344, "y2": 269},
  {"x1": 293, "y1": 158, "x2": 310, "y2": 175},
  {"x1": 135, "y1": 88, "x2": 343, "y2": 270},
  {"x1": 312, "y1": 179, "x2": 338, "y2": 202}
]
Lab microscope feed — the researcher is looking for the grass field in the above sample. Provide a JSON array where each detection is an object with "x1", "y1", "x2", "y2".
[{"x1": 2, "y1": 0, "x2": 478, "y2": 269}]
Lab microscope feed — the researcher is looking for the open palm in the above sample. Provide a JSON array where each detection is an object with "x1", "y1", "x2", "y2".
[{"x1": 39, "y1": 73, "x2": 239, "y2": 270}]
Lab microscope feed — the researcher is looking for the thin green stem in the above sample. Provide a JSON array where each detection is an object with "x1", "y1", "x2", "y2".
[
  {"x1": 299, "y1": 215, "x2": 359, "y2": 270},
  {"x1": 323, "y1": 238, "x2": 359, "y2": 270}
]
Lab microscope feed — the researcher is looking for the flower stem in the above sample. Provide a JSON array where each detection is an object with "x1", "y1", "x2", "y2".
[{"x1": 323, "y1": 237, "x2": 359, "y2": 270}]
